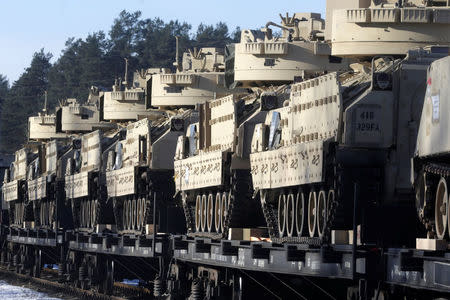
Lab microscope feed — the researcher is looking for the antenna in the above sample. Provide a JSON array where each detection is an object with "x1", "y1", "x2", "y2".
[
  {"x1": 123, "y1": 58, "x2": 129, "y2": 87},
  {"x1": 174, "y1": 36, "x2": 180, "y2": 71},
  {"x1": 43, "y1": 91, "x2": 48, "y2": 114}
]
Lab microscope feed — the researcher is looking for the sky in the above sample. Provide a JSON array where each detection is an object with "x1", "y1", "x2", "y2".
[{"x1": 0, "y1": 0, "x2": 326, "y2": 84}]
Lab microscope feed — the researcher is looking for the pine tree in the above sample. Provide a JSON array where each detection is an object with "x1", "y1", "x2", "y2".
[
  {"x1": 0, "y1": 50, "x2": 52, "y2": 152},
  {"x1": 0, "y1": 75, "x2": 8, "y2": 111},
  {"x1": 0, "y1": 10, "x2": 244, "y2": 153}
]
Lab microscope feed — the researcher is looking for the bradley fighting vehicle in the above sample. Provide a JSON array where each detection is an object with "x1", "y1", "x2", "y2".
[
  {"x1": 174, "y1": 12, "x2": 351, "y2": 239},
  {"x1": 63, "y1": 66, "x2": 163, "y2": 233},
  {"x1": 66, "y1": 47, "x2": 233, "y2": 234},
  {"x1": 3, "y1": 89, "x2": 113, "y2": 231},
  {"x1": 414, "y1": 55, "x2": 450, "y2": 241},
  {"x1": 0, "y1": 154, "x2": 13, "y2": 224},
  {"x1": 151, "y1": 42, "x2": 234, "y2": 107},
  {"x1": 25, "y1": 90, "x2": 116, "y2": 231},
  {"x1": 3, "y1": 147, "x2": 37, "y2": 228},
  {"x1": 102, "y1": 46, "x2": 239, "y2": 236},
  {"x1": 250, "y1": 0, "x2": 450, "y2": 245}
]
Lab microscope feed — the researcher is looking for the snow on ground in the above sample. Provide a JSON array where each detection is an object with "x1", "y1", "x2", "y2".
[{"x1": 0, "y1": 280, "x2": 61, "y2": 299}]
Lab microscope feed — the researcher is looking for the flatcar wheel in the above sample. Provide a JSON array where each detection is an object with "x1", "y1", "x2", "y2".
[
  {"x1": 127, "y1": 200, "x2": 132, "y2": 230},
  {"x1": 201, "y1": 194, "x2": 207, "y2": 232},
  {"x1": 86, "y1": 200, "x2": 91, "y2": 229},
  {"x1": 132, "y1": 198, "x2": 137, "y2": 230},
  {"x1": 16, "y1": 203, "x2": 20, "y2": 225},
  {"x1": 435, "y1": 177, "x2": 448, "y2": 239},
  {"x1": 295, "y1": 191, "x2": 306, "y2": 237},
  {"x1": 43, "y1": 202, "x2": 46, "y2": 226},
  {"x1": 19, "y1": 203, "x2": 23, "y2": 225},
  {"x1": 308, "y1": 190, "x2": 317, "y2": 238},
  {"x1": 141, "y1": 197, "x2": 146, "y2": 229},
  {"x1": 39, "y1": 202, "x2": 44, "y2": 226},
  {"x1": 277, "y1": 193, "x2": 286, "y2": 238},
  {"x1": 286, "y1": 193, "x2": 295, "y2": 237},
  {"x1": 46, "y1": 201, "x2": 51, "y2": 226},
  {"x1": 80, "y1": 201, "x2": 85, "y2": 228},
  {"x1": 136, "y1": 198, "x2": 141, "y2": 232},
  {"x1": 21, "y1": 203, "x2": 25, "y2": 225},
  {"x1": 416, "y1": 172, "x2": 432, "y2": 221},
  {"x1": 84, "y1": 200, "x2": 89, "y2": 228},
  {"x1": 327, "y1": 189, "x2": 335, "y2": 219},
  {"x1": 220, "y1": 192, "x2": 228, "y2": 233},
  {"x1": 317, "y1": 189, "x2": 327, "y2": 238},
  {"x1": 214, "y1": 193, "x2": 222, "y2": 233},
  {"x1": 207, "y1": 194, "x2": 214, "y2": 233},
  {"x1": 49, "y1": 201, "x2": 55, "y2": 228},
  {"x1": 195, "y1": 195, "x2": 202, "y2": 232},
  {"x1": 122, "y1": 200, "x2": 127, "y2": 231},
  {"x1": 80, "y1": 201, "x2": 84, "y2": 228},
  {"x1": 448, "y1": 187, "x2": 450, "y2": 239},
  {"x1": 136, "y1": 198, "x2": 142, "y2": 232},
  {"x1": 91, "y1": 200, "x2": 97, "y2": 229},
  {"x1": 78, "y1": 200, "x2": 84, "y2": 227},
  {"x1": 40, "y1": 202, "x2": 44, "y2": 226},
  {"x1": 124, "y1": 200, "x2": 130, "y2": 231}
]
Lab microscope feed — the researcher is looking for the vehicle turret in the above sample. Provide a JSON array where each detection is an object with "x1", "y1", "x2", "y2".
[
  {"x1": 151, "y1": 43, "x2": 241, "y2": 107},
  {"x1": 102, "y1": 64, "x2": 166, "y2": 121},
  {"x1": 248, "y1": 1, "x2": 450, "y2": 245},
  {"x1": 230, "y1": 13, "x2": 351, "y2": 87},
  {"x1": 328, "y1": 0, "x2": 450, "y2": 57},
  {"x1": 28, "y1": 88, "x2": 116, "y2": 141}
]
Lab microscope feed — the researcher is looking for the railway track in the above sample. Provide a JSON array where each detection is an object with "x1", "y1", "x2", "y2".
[{"x1": 0, "y1": 266, "x2": 152, "y2": 300}]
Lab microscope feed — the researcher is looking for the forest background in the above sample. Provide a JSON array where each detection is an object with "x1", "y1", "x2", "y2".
[{"x1": 0, "y1": 11, "x2": 240, "y2": 153}]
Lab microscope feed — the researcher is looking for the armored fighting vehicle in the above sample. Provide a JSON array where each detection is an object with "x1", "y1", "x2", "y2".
[
  {"x1": 102, "y1": 62, "x2": 165, "y2": 121},
  {"x1": 24, "y1": 88, "x2": 120, "y2": 232},
  {"x1": 250, "y1": 0, "x2": 450, "y2": 245},
  {"x1": 231, "y1": 12, "x2": 350, "y2": 86},
  {"x1": 151, "y1": 43, "x2": 241, "y2": 107},
  {"x1": 64, "y1": 129, "x2": 120, "y2": 232},
  {"x1": 414, "y1": 55, "x2": 450, "y2": 240},
  {"x1": 105, "y1": 111, "x2": 197, "y2": 235},
  {"x1": 29, "y1": 88, "x2": 116, "y2": 141},
  {"x1": 64, "y1": 45, "x2": 228, "y2": 233},
  {"x1": 174, "y1": 12, "x2": 351, "y2": 239},
  {"x1": 0, "y1": 154, "x2": 13, "y2": 222},
  {"x1": 26, "y1": 140, "x2": 79, "y2": 230},
  {"x1": 101, "y1": 42, "x2": 244, "y2": 236},
  {"x1": 3, "y1": 147, "x2": 38, "y2": 228}
]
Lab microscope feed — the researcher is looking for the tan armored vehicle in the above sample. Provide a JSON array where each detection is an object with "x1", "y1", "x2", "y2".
[
  {"x1": 151, "y1": 44, "x2": 240, "y2": 107},
  {"x1": 174, "y1": 93, "x2": 274, "y2": 238},
  {"x1": 173, "y1": 11, "x2": 354, "y2": 239},
  {"x1": 26, "y1": 140, "x2": 78, "y2": 230},
  {"x1": 249, "y1": 0, "x2": 450, "y2": 244},
  {"x1": 3, "y1": 147, "x2": 38, "y2": 228},
  {"x1": 28, "y1": 88, "x2": 115, "y2": 140},
  {"x1": 414, "y1": 55, "x2": 450, "y2": 241},
  {"x1": 329, "y1": 0, "x2": 450, "y2": 57},
  {"x1": 26, "y1": 87, "x2": 119, "y2": 232},
  {"x1": 232, "y1": 13, "x2": 350, "y2": 86},
  {"x1": 65, "y1": 130, "x2": 119, "y2": 232},
  {"x1": 105, "y1": 111, "x2": 197, "y2": 235},
  {"x1": 102, "y1": 64, "x2": 165, "y2": 121}
]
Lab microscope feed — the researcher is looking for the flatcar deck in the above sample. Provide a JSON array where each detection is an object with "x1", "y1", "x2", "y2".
[
  {"x1": 386, "y1": 248, "x2": 450, "y2": 293},
  {"x1": 172, "y1": 235, "x2": 371, "y2": 279},
  {"x1": 67, "y1": 231, "x2": 169, "y2": 257}
]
